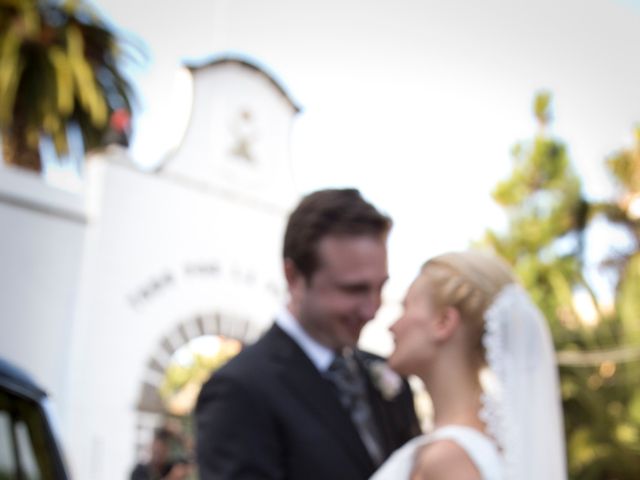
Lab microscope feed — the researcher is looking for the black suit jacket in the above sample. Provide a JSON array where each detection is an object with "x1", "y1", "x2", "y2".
[{"x1": 196, "y1": 324, "x2": 420, "y2": 480}]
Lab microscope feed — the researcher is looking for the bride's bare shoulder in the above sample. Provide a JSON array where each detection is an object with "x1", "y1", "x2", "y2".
[{"x1": 411, "y1": 439, "x2": 481, "y2": 480}]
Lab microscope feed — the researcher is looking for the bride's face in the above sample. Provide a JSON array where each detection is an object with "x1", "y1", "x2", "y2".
[{"x1": 388, "y1": 274, "x2": 441, "y2": 376}]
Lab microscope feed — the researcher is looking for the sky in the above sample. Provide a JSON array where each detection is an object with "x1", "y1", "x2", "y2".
[{"x1": 95, "y1": 0, "x2": 640, "y2": 311}]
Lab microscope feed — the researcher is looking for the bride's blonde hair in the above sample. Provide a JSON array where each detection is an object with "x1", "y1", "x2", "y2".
[{"x1": 420, "y1": 249, "x2": 515, "y2": 365}]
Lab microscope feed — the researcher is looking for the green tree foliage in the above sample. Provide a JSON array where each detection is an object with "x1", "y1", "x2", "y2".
[
  {"x1": 602, "y1": 128, "x2": 640, "y2": 341},
  {"x1": 484, "y1": 92, "x2": 640, "y2": 479},
  {"x1": 159, "y1": 336, "x2": 242, "y2": 416},
  {"x1": 486, "y1": 89, "x2": 588, "y2": 343},
  {"x1": 0, "y1": 0, "x2": 140, "y2": 171}
]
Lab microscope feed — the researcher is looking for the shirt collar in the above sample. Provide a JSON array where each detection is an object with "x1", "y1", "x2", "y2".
[{"x1": 275, "y1": 307, "x2": 335, "y2": 372}]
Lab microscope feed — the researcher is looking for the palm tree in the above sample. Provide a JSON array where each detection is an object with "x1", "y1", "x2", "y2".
[{"x1": 0, "y1": 0, "x2": 139, "y2": 172}]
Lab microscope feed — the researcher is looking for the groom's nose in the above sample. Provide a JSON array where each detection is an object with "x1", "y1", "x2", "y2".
[{"x1": 358, "y1": 290, "x2": 382, "y2": 320}]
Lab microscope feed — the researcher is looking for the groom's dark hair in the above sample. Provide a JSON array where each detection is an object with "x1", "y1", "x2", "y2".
[{"x1": 283, "y1": 188, "x2": 392, "y2": 280}]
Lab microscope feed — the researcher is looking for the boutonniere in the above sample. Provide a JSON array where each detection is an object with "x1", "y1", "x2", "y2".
[{"x1": 367, "y1": 360, "x2": 403, "y2": 401}]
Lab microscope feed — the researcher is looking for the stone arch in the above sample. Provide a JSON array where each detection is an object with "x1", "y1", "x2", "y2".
[{"x1": 133, "y1": 310, "x2": 264, "y2": 458}]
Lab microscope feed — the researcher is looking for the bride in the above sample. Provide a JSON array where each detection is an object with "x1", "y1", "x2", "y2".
[{"x1": 371, "y1": 250, "x2": 567, "y2": 480}]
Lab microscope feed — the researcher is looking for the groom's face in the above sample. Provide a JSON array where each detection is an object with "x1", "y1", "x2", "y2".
[{"x1": 290, "y1": 234, "x2": 389, "y2": 351}]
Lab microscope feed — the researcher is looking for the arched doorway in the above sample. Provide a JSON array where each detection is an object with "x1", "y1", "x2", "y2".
[{"x1": 132, "y1": 311, "x2": 263, "y2": 467}]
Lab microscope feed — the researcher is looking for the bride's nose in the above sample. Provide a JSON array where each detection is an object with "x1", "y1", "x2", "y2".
[{"x1": 389, "y1": 318, "x2": 400, "y2": 336}]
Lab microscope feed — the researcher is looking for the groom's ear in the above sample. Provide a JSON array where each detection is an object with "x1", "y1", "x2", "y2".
[
  {"x1": 284, "y1": 258, "x2": 306, "y2": 296},
  {"x1": 433, "y1": 306, "x2": 461, "y2": 342},
  {"x1": 284, "y1": 259, "x2": 308, "y2": 318}
]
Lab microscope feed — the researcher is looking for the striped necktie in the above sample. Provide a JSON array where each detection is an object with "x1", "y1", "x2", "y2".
[{"x1": 325, "y1": 349, "x2": 385, "y2": 466}]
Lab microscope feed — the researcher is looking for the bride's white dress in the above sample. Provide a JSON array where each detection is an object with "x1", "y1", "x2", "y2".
[
  {"x1": 369, "y1": 284, "x2": 567, "y2": 480},
  {"x1": 370, "y1": 425, "x2": 504, "y2": 480}
]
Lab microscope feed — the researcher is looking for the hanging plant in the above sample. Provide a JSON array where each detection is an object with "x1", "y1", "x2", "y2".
[{"x1": 0, "y1": 0, "x2": 141, "y2": 172}]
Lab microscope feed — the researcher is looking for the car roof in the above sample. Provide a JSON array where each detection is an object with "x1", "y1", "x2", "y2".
[{"x1": 0, "y1": 357, "x2": 47, "y2": 402}]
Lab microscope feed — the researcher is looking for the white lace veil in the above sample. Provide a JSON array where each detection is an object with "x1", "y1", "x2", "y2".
[{"x1": 479, "y1": 283, "x2": 567, "y2": 480}]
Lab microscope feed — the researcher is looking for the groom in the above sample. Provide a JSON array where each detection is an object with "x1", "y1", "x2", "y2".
[{"x1": 196, "y1": 188, "x2": 420, "y2": 479}]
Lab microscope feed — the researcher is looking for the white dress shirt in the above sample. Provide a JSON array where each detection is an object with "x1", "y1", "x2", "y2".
[{"x1": 275, "y1": 307, "x2": 334, "y2": 372}]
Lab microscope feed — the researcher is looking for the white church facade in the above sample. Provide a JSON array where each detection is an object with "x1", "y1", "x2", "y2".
[{"x1": 0, "y1": 56, "x2": 301, "y2": 479}]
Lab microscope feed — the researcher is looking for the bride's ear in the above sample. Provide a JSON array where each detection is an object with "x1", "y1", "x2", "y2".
[{"x1": 433, "y1": 306, "x2": 461, "y2": 342}]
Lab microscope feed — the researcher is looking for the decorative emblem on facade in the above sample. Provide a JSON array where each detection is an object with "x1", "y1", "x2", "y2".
[{"x1": 229, "y1": 108, "x2": 257, "y2": 163}]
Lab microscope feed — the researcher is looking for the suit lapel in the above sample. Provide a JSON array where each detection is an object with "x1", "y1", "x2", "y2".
[{"x1": 263, "y1": 325, "x2": 375, "y2": 473}]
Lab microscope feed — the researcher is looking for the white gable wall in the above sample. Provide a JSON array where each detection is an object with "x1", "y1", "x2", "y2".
[
  {"x1": 0, "y1": 57, "x2": 298, "y2": 480},
  {"x1": 0, "y1": 167, "x2": 86, "y2": 429},
  {"x1": 64, "y1": 59, "x2": 297, "y2": 479},
  {"x1": 165, "y1": 61, "x2": 297, "y2": 208}
]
